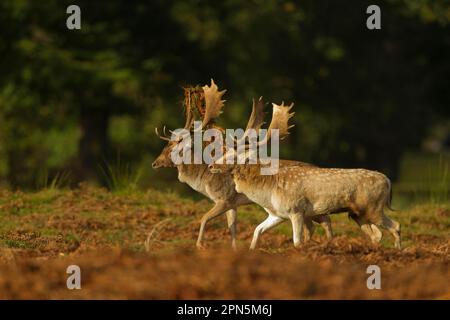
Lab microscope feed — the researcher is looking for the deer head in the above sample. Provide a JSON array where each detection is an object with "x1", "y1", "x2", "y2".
[
  {"x1": 152, "y1": 79, "x2": 226, "y2": 169},
  {"x1": 152, "y1": 126, "x2": 176, "y2": 168}
]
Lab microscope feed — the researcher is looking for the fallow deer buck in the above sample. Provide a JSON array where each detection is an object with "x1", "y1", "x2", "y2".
[
  {"x1": 209, "y1": 101, "x2": 399, "y2": 249},
  {"x1": 152, "y1": 80, "x2": 333, "y2": 249}
]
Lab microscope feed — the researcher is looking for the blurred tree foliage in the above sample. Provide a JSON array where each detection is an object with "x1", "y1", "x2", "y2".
[{"x1": 0, "y1": 0, "x2": 448, "y2": 188}]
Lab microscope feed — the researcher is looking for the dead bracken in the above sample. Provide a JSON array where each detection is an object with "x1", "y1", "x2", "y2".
[{"x1": 0, "y1": 187, "x2": 448, "y2": 299}]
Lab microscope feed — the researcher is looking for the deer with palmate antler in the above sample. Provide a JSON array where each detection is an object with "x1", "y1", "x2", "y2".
[
  {"x1": 209, "y1": 100, "x2": 399, "y2": 249},
  {"x1": 152, "y1": 80, "x2": 333, "y2": 249}
]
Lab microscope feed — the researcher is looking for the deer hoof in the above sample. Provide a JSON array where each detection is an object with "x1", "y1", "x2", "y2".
[{"x1": 196, "y1": 243, "x2": 207, "y2": 250}]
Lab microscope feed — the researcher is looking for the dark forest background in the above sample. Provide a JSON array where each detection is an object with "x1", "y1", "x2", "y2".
[{"x1": 0, "y1": 0, "x2": 449, "y2": 196}]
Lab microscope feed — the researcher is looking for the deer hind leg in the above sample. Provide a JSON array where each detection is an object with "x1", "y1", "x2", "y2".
[
  {"x1": 349, "y1": 212, "x2": 383, "y2": 244},
  {"x1": 365, "y1": 205, "x2": 401, "y2": 249},
  {"x1": 225, "y1": 209, "x2": 237, "y2": 251},
  {"x1": 303, "y1": 217, "x2": 315, "y2": 243},
  {"x1": 380, "y1": 214, "x2": 401, "y2": 249},
  {"x1": 196, "y1": 201, "x2": 230, "y2": 249},
  {"x1": 312, "y1": 215, "x2": 333, "y2": 240},
  {"x1": 290, "y1": 213, "x2": 305, "y2": 248},
  {"x1": 249, "y1": 213, "x2": 284, "y2": 250}
]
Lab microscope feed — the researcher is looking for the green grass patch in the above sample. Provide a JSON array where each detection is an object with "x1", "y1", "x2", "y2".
[{"x1": 1, "y1": 239, "x2": 35, "y2": 249}]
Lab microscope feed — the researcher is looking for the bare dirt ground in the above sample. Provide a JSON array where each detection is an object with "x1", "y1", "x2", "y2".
[{"x1": 0, "y1": 186, "x2": 448, "y2": 299}]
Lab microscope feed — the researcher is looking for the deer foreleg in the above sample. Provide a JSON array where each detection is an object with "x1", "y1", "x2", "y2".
[
  {"x1": 196, "y1": 201, "x2": 230, "y2": 249},
  {"x1": 225, "y1": 209, "x2": 237, "y2": 251},
  {"x1": 249, "y1": 214, "x2": 284, "y2": 250}
]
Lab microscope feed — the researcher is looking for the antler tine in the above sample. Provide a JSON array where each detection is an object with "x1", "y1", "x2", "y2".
[
  {"x1": 155, "y1": 127, "x2": 170, "y2": 141},
  {"x1": 233, "y1": 96, "x2": 266, "y2": 145},
  {"x1": 245, "y1": 96, "x2": 266, "y2": 132},
  {"x1": 258, "y1": 101, "x2": 295, "y2": 145},
  {"x1": 199, "y1": 79, "x2": 226, "y2": 130},
  {"x1": 184, "y1": 110, "x2": 194, "y2": 130}
]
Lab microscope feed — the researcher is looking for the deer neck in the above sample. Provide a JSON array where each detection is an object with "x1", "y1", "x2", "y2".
[
  {"x1": 176, "y1": 163, "x2": 209, "y2": 192},
  {"x1": 231, "y1": 165, "x2": 277, "y2": 208}
]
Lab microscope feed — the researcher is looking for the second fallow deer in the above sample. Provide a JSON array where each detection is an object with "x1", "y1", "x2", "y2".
[{"x1": 209, "y1": 101, "x2": 398, "y2": 249}]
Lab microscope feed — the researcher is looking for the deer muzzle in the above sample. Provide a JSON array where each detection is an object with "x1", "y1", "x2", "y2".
[{"x1": 152, "y1": 160, "x2": 161, "y2": 169}]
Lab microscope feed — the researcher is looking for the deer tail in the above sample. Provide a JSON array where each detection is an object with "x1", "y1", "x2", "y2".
[{"x1": 386, "y1": 178, "x2": 396, "y2": 211}]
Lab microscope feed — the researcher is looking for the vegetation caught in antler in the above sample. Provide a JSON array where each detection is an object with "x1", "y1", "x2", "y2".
[
  {"x1": 182, "y1": 86, "x2": 204, "y2": 130},
  {"x1": 173, "y1": 80, "x2": 227, "y2": 135}
]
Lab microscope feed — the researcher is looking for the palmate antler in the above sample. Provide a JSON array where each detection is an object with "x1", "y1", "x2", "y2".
[
  {"x1": 263, "y1": 101, "x2": 295, "y2": 142},
  {"x1": 199, "y1": 79, "x2": 226, "y2": 130},
  {"x1": 239, "y1": 100, "x2": 294, "y2": 147},
  {"x1": 231, "y1": 96, "x2": 266, "y2": 145},
  {"x1": 245, "y1": 97, "x2": 266, "y2": 133}
]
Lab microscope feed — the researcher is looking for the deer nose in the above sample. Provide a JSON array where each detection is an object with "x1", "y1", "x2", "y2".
[{"x1": 152, "y1": 161, "x2": 158, "y2": 169}]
